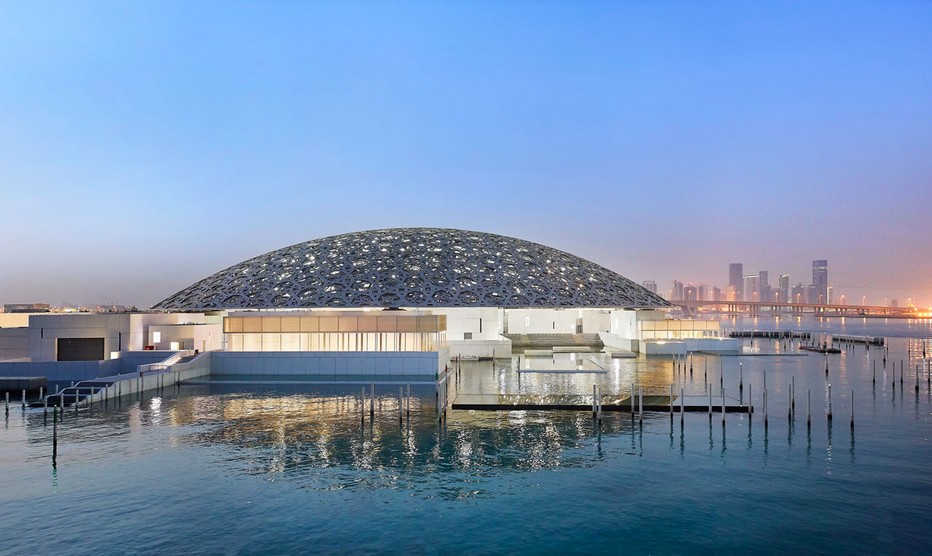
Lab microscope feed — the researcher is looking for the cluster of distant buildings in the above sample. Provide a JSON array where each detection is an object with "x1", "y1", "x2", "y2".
[
  {"x1": 1, "y1": 303, "x2": 136, "y2": 314},
  {"x1": 644, "y1": 260, "x2": 840, "y2": 305}
]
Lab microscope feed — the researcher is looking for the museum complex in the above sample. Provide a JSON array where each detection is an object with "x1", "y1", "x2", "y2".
[{"x1": 0, "y1": 228, "x2": 736, "y2": 383}]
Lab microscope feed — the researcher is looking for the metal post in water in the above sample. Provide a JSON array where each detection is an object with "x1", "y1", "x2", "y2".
[
  {"x1": 680, "y1": 387, "x2": 685, "y2": 423},
  {"x1": 873, "y1": 360, "x2": 876, "y2": 386},
  {"x1": 44, "y1": 395, "x2": 48, "y2": 417},
  {"x1": 40, "y1": 386, "x2": 44, "y2": 401},
  {"x1": 669, "y1": 384, "x2": 674, "y2": 418},
  {"x1": 721, "y1": 387, "x2": 726, "y2": 424},
  {"x1": 598, "y1": 386, "x2": 603, "y2": 424},
  {"x1": 592, "y1": 384, "x2": 597, "y2": 418},
  {"x1": 638, "y1": 387, "x2": 643, "y2": 423},
  {"x1": 370, "y1": 384, "x2": 375, "y2": 417},
  {"x1": 708, "y1": 388, "x2": 712, "y2": 418},
  {"x1": 917, "y1": 364, "x2": 921, "y2": 393},
  {"x1": 52, "y1": 406, "x2": 58, "y2": 467},
  {"x1": 739, "y1": 362, "x2": 743, "y2": 392},
  {"x1": 791, "y1": 376, "x2": 796, "y2": 414},
  {"x1": 828, "y1": 384, "x2": 833, "y2": 421},
  {"x1": 399, "y1": 387, "x2": 404, "y2": 424},
  {"x1": 631, "y1": 383, "x2": 635, "y2": 414},
  {"x1": 850, "y1": 389, "x2": 854, "y2": 429},
  {"x1": 21, "y1": 389, "x2": 26, "y2": 409},
  {"x1": 406, "y1": 384, "x2": 411, "y2": 416},
  {"x1": 764, "y1": 387, "x2": 768, "y2": 428},
  {"x1": 748, "y1": 383, "x2": 752, "y2": 420},
  {"x1": 807, "y1": 388, "x2": 811, "y2": 429},
  {"x1": 361, "y1": 387, "x2": 366, "y2": 422},
  {"x1": 5, "y1": 391, "x2": 9, "y2": 416}
]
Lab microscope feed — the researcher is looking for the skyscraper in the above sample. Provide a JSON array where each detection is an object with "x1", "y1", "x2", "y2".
[
  {"x1": 642, "y1": 280, "x2": 657, "y2": 294},
  {"x1": 778, "y1": 274, "x2": 789, "y2": 304},
  {"x1": 810, "y1": 260, "x2": 828, "y2": 304},
  {"x1": 759, "y1": 270, "x2": 771, "y2": 302},
  {"x1": 729, "y1": 263, "x2": 744, "y2": 302}
]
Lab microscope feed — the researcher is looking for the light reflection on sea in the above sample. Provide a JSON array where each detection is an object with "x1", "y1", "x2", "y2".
[{"x1": 1, "y1": 317, "x2": 931, "y2": 554}]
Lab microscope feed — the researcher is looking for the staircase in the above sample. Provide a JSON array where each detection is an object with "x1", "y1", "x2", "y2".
[
  {"x1": 505, "y1": 333, "x2": 603, "y2": 350},
  {"x1": 31, "y1": 379, "x2": 115, "y2": 408}
]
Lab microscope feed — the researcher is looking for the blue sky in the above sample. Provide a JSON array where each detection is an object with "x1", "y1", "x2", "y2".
[{"x1": 2, "y1": 2, "x2": 931, "y2": 307}]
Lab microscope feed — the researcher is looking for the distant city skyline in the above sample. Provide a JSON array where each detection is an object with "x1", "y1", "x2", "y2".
[
  {"x1": 659, "y1": 258, "x2": 923, "y2": 308},
  {"x1": 2, "y1": 3, "x2": 931, "y2": 308}
]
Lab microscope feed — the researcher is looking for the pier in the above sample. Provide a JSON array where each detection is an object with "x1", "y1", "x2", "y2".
[{"x1": 451, "y1": 393, "x2": 751, "y2": 413}]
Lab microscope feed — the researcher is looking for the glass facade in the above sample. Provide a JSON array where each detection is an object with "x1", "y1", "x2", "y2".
[{"x1": 222, "y1": 312, "x2": 447, "y2": 353}]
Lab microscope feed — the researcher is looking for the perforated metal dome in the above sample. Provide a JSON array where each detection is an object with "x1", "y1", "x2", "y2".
[{"x1": 152, "y1": 228, "x2": 670, "y2": 310}]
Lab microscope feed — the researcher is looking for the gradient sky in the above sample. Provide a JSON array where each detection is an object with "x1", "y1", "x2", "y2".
[{"x1": 2, "y1": 2, "x2": 931, "y2": 308}]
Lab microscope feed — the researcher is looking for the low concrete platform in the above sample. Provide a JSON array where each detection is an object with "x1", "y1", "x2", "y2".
[
  {"x1": 0, "y1": 376, "x2": 48, "y2": 393},
  {"x1": 517, "y1": 369, "x2": 608, "y2": 374},
  {"x1": 553, "y1": 346, "x2": 592, "y2": 353},
  {"x1": 452, "y1": 393, "x2": 752, "y2": 413}
]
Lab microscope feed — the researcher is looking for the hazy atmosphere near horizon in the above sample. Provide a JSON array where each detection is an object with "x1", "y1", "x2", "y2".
[{"x1": 2, "y1": 2, "x2": 931, "y2": 308}]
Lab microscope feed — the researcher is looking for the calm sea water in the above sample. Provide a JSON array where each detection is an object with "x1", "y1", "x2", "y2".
[{"x1": 2, "y1": 316, "x2": 931, "y2": 555}]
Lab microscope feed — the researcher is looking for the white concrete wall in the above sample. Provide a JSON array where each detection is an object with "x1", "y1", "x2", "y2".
[
  {"x1": 22, "y1": 313, "x2": 213, "y2": 361},
  {"x1": 0, "y1": 314, "x2": 33, "y2": 328},
  {"x1": 0, "y1": 327, "x2": 29, "y2": 361},
  {"x1": 443, "y1": 307, "x2": 503, "y2": 341},
  {"x1": 505, "y1": 308, "x2": 613, "y2": 335},
  {"x1": 640, "y1": 338, "x2": 739, "y2": 354},
  {"x1": 609, "y1": 310, "x2": 639, "y2": 340},
  {"x1": 583, "y1": 311, "x2": 611, "y2": 333},
  {"x1": 447, "y1": 337, "x2": 512, "y2": 359},
  {"x1": 209, "y1": 348, "x2": 450, "y2": 377},
  {"x1": 506, "y1": 309, "x2": 578, "y2": 334},
  {"x1": 28, "y1": 313, "x2": 132, "y2": 361},
  {"x1": 598, "y1": 332, "x2": 639, "y2": 352},
  {"x1": 148, "y1": 323, "x2": 222, "y2": 352}
]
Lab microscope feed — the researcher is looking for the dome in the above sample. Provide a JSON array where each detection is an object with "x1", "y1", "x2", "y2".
[{"x1": 152, "y1": 228, "x2": 670, "y2": 310}]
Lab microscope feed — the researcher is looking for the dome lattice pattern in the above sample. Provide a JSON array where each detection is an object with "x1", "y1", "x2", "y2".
[{"x1": 152, "y1": 228, "x2": 670, "y2": 310}]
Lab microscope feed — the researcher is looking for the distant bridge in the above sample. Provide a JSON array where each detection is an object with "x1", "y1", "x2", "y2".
[{"x1": 669, "y1": 300, "x2": 924, "y2": 318}]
